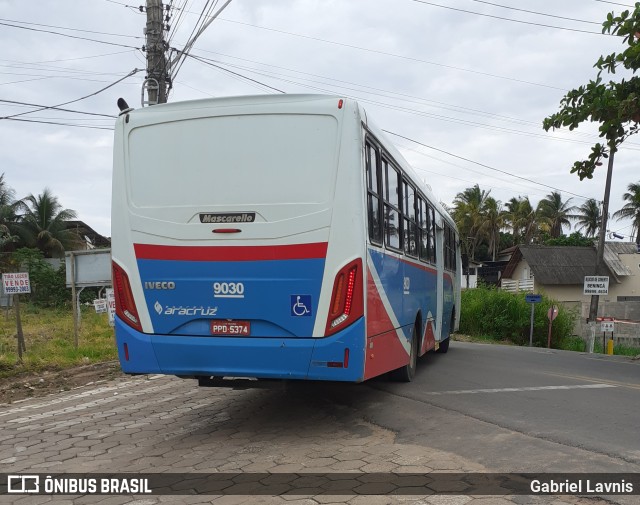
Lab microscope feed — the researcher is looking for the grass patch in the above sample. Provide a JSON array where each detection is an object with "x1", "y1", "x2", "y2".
[{"x1": 0, "y1": 303, "x2": 117, "y2": 378}]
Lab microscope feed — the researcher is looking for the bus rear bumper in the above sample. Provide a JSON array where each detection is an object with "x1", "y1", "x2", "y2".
[{"x1": 114, "y1": 317, "x2": 365, "y2": 382}]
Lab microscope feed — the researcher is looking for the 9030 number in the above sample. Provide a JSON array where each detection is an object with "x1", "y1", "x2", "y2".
[{"x1": 213, "y1": 282, "x2": 245, "y2": 298}]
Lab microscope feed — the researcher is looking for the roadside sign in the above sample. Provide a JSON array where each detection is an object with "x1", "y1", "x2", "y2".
[
  {"x1": 93, "y1": 298, "x2": 108, "y2": 314},
  {"x1": 2, "y1": 272, "x2": 31, "y2": 294},
  {"x1": 526, "y1": 294, "x2": 542, "y2": 303},
  {"x1": 106, "y1": 288, "x2": 115, "y2": 327},
  {"x1": 601, "y1": 321, "x2": 614, "y2": 332},
  {"x1": 583, "y1": 276, "x2": 609, "y2": 295},
  {"x1": 547, "y1": 305, "x2": 559, "y2": 321}
]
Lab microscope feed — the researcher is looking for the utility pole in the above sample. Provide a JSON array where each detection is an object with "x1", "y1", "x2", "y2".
[
  {"x1": 145, "y1": 0, "x2": 169, "y2": 104},
  {"x1": 588, "y1": 147, "x2": 615, "y2": 323}
]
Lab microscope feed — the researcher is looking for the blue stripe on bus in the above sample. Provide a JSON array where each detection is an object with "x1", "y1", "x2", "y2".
[
  {"x1": 136, "y1": 258, "x2": 325, "y2": 337},
  {"x1": 368, "y1": 248, "x2": 439, "y2": 341}
]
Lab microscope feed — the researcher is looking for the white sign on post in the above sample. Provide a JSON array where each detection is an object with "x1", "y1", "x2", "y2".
[
  {"x1": 584, "y1": 276, "x2": 609, "y2": 295},
  {"x1": 106, "y1": 288, "x2": 116, "y2": 327},
  {"x1": 601, "y1": 321, "x2": 615, "y2": 332},
  {"x1": 2, "y1": 272, "x2": 31, "y2": 294},
  {"x1": 93, "y1": 299, "x2": 108, "y2": 314}
]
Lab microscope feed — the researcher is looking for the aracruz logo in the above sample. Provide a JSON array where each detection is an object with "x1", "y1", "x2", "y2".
[{"x1": 199, "y1": 212, "x2": 255, "y2": 224}]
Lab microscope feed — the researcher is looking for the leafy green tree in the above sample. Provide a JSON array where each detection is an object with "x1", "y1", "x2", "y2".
[
  {"x1": 572, "y1": 198, "x2": 602, "y2": 238},
  {"x1": 544, "y1": 231, "x2": 595, "y2": 247},
  {"x1": 613, "y1": 182, "x2": 640, "y2": 243},
  {"x1": 537, "y1": 192, "x2": 577, "y2": 238},
  {"x1": 18, "y1": 188, "x2": 80, "y2": 258},
  {"x1": 542, "y1": 5, "x2": 640, "y2": 179}
]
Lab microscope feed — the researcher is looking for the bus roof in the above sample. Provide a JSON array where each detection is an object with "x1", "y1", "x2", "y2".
[{"x1": 120, "y1": 93, "x2": 456, "y2": 230}]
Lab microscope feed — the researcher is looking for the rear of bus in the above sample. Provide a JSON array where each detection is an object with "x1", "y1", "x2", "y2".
[{"x1": 111, "y1": 95, "x2": 367, "y2": 382}]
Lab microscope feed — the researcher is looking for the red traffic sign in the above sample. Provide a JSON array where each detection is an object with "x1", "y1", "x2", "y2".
[{"x1": 547, "y1": 305, "x2": 559, "y2": 321}]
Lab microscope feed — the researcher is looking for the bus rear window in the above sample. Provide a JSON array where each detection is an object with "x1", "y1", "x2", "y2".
[{"x1": 127, "y1": 114, "x2": 339, "y2": 208}]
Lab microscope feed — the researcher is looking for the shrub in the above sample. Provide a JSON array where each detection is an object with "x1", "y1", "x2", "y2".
[{"x1": 460, "y1": 286, "x2": 576, "y2": 347}]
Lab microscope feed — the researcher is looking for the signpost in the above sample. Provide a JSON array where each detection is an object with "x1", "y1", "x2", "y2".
[
  {"x1": 526, "y1": 294, "x2": 542, "y2": 347},
  {"x1": 2, "y1": 272, "x2": 31, "y2": 362},
  {"x1": 599, "y1": 317, "x2": 615, "y2": 355},
  {"x1": 547, "y1": 305, "x2": 558, "y2": 349},
  {"x1": 583, "y1": 276, "x2": 609, "y2": 295}
]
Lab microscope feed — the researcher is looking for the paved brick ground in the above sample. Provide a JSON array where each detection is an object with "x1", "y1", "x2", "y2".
[{"x1": 0, "y1": 375, "x2": 615, "y2": 504}]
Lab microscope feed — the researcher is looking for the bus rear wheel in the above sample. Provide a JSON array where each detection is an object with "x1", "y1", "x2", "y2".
[{"x1": 392, "y1": 327, "x2": 418, "y2": 382}]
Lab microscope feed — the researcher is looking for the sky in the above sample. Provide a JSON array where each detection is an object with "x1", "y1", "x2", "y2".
[{"x1": 1, "y1": 0, "x2": 639, "y2": 240}]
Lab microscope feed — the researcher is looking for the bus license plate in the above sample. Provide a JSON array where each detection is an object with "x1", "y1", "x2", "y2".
[{"x1": 210, "y1": 320, "x2": 251, "y2": 336}]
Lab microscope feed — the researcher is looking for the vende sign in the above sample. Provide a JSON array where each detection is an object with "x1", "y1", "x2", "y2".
[
  {"x1": 584, "y1": 275, "x2": 609, "y2": 295},
  {"x1": 2, "y1": 272, "x2": 31, "y2": 294}
]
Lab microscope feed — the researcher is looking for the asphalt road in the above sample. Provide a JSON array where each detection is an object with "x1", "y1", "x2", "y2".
[
  {"x1": 1, "y1": 340, "x2": 639, "y2": 504},
  {"x1": 358, "y1": 341, "x2": 640, "y2": 470}
]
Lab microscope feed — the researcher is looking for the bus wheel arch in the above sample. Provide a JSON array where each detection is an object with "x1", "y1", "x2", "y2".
[
  {"x1": 391, "y1": 319, "x2": 419, "y2": 382},
  {"x1": 436, "y1": 308, "x2": 455, "y2": 354}
]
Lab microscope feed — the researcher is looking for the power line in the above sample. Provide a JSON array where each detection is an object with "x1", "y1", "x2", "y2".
[
  {"x1": 197, "y1": 55, "x2": 640, "y2": 151},
  {"x1": 6, "y1": 118, "x2": 113, "y2": 131},
  {"x1": 0, "y1": 99, "x2": 116, "y2": 118},
  {"x1": 216, "y1": 18, "x2": 565, "y2": 91},
  {"x1": 0, "y1": 17, "x2": 142, "y2": 40},
  {"x1": 383, "y1": 129, "x2": 594, "y2": 201},
  {"x1": 594, "y1": 1, "x2": 636, "y2": 7},
  {"x1": 467, "y1": 1, "x2": 601, "y2": 25},
  {"x1": 1, "y1": 68, "x2": 141, "y2": 120},
  {"x1": 408, "y1": 0, "x2": 607, "y2": 35},
  {"x1": 0, "y1": 22, "x2": 139, "y2": 49},
  {"x1": 186, "y1": 54, "x2": 284, "y2": 93}
]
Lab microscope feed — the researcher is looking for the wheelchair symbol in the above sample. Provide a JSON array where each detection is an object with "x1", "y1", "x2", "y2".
[{"x1": 291, "y1": 295, "x2": 312, "y2": 317}]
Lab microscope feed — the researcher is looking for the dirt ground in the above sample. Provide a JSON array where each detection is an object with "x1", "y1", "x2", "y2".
[{"x1": 0, "y1": 361, "x2": 126, "y2": 405}]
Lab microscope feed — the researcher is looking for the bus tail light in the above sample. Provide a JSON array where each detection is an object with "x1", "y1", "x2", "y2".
[
  {"x1": 112, "y1": 261, "x2": 143, "y2": 332},
  {"x1": 325, "y1": 258, "x2": 363, "y2": 336}
]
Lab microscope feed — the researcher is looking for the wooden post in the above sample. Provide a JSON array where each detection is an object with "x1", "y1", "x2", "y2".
[
  {"x1": 70, "y1": 252, "x2": 79, "y2": 348},
  {"x1": 15, "y1": 294, "x2": 25, "y2": 362}
]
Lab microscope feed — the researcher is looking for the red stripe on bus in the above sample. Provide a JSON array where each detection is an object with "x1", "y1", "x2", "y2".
[{"x1": 134, "y1": 242, "x2": 328, "y2": 261}]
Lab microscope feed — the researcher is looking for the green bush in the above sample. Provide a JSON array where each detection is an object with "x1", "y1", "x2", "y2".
[
  {"x1": 9, "y1": 248, "x2": 69, "y2": 308},
  {"x1": 460, "y1": 286, "x2": 576, "y2": 348}
]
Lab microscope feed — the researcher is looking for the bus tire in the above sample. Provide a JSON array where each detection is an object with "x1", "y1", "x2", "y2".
[
  {"x1": 436, "y1": 337, "x2": 449, "y2": 353},
  {"x1": 392, "y1": 326, "x2": 418, "y2": 382}
]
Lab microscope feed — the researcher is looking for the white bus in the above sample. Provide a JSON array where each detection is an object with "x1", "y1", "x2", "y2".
[{"x1": 111, "y1": 94, "x2": 460, "y2": 385}]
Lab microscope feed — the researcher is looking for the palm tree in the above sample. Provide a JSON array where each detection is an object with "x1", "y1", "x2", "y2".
[
  {"x1": 479, "y1": 197, "x2": 505, "y2": 261},
  {"x1": 0, "y1": 173, "x2": 23, "y2": 251},
  {"x1": 572, "y1": 198, "x2": 601, "y2": 238},
  {"x1": 452, "y1": 184, "x2": 490, "y2": 261},
  {"x1": 18, "y1": 188, "x2": 79, "y2": 257},
  {"x1": 503, "y1": 196, "x2": 540, "y2": 244},
  {"x1": 537, "y1": 191, "x2": 576, "y2": 238},
  {"x1": 613, "y1": 182, "x2": 640, "y2": 244}
]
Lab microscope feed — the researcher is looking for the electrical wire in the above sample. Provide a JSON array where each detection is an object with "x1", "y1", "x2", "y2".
[
  {"x1": 383, "y1": 129, "x2": 594, "y2": 201},
  {"x1": 594, "y1": 1, "x2": 636, "y2": 7},
  {"x1": 467, "y1": 1, "x2": 601, "y2": 25},
  {"x1": 5, "y1": 118, "x2": 113, "y2": 130},
  {"x1": 0, "y1": 17, "x2": 142, "y2": 40},
  {"x1": 1, "y1": 68, "x2": 141, "y2": 120},
  {"x1": 196, "y1": 55, "x2": 640, "y2": 151},
  {"x1": 216, "y1": 18, "x2": 565, "y2": 91},
  {"x1": 0, "y1": 22, "x2": 139, "y2": 49},
  {"x1": 407, "y1": 0, "x2": 607, "y2": 35},
  {"x1": 186, "y1": 54, "x2": 284, "y2": 93},
  {"x1": 0, "y1": 99, "x2": 116, "y2": 118}
]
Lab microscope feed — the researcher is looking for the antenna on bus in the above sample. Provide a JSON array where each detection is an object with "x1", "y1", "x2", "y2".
[{"x1": 117, "y1": 98, "x2": 134, "y2": 116}]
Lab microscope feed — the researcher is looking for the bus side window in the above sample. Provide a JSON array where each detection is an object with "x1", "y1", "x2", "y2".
[
  {"x1": 383, "y1": 160, "x2": 401, "y2": 250},
  {"x1": 403, "y1": 180, "x2": 417, "y2": 257},
  {"x1": 366, "y1": 143, "x2": 382, "y2": 245},
  {"x1": 429, "y1": 206, "x2": 437, "y2": 264},
  {"x1": 418, "y1": 197, "x2": 428, "y2": 262}
]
